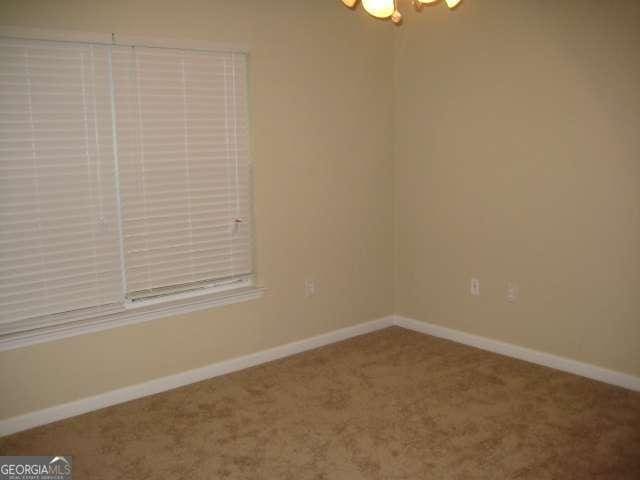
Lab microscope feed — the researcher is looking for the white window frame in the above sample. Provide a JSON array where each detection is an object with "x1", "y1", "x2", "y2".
[{"x1": 0, "y1": 27, "x2": 263, "y2": 351}]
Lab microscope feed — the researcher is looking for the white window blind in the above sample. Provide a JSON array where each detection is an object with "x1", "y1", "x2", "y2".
[
  {"x1": 0, "y1": 38, "x2": 123, "y2": 326},
  {"x1": 112, "y1": 46, "x2": 252, "y2": 300},
  {"x1": 0, "y1": 34, "x2": 254, "y2": 334}
]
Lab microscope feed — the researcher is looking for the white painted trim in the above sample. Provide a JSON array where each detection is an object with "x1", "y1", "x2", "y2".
[
  {"x1": 393, "y1": 315, "x2": 640, "y2": 392},
  {"x1": 113, "y1": 34, "x2": 249, "y2": 53},
  {"x1": 0, "y1": 26, "x2": 112, "y2": 45},
  {"x1": 0, "y1": 286, "x2": 265, "y2": 352},
  {"x1": 0, "y1": 316, "x2": 394, "y2": 437},
  {"x1": 3, "y1": 314, "x2": 637, "y2": 437},
  {"x1": 0, "y1": 27, "x2": 250, "y2": 53}
]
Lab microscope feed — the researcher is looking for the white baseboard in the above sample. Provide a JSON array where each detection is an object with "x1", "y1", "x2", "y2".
[
  {"x1": 393, "y1": 315, "x2": 640, "y2": 392},
  {"x1": 3, "y1": 314, "x2": 638, "y2": 437},
  {"x1": 0, "y1": 316, "x2": 394, "y2": 437}
]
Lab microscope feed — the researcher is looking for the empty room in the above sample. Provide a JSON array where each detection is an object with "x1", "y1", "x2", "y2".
[{"x1": 0, "y1": 0, "x2": 638, "y2": 478}]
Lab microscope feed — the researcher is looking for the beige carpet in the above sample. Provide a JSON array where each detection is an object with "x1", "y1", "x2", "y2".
[{"x1": 1, "y1": 327, "x2": 639, "y2": 479}]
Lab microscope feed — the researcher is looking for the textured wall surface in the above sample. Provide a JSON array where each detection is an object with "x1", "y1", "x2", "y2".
[
  {"x1": 1, "y1": 0, "x2": 639, "y2": 422},
  {"x1": 0, "y1": 0, "x2": 395, "y2": 419},
  {"x1": 394, "y1": 0, "x2": 640, "y2": 376}
]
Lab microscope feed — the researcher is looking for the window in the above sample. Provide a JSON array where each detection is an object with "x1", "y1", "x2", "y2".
[{"x1": 0, "y1": 32, "x2": 258, "y2": 348}]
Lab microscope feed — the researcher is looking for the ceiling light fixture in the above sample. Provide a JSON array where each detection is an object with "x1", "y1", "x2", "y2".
[
  {"x1": 341, "y1": 0, "x2": 463, "y2": 25},
  {"x1": 444, "y1": 0, "x2": 462, "y2": 8}
]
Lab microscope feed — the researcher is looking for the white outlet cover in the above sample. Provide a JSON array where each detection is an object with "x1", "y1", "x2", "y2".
[
  {"x1": 305, "y1": 279, "x2": 316, "y2": 297},
  {"x1": 470, "y1": 278, "x2": 480, "y2": 296}
]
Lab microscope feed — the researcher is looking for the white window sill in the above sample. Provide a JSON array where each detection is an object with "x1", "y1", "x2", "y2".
[{"x1": 0, "y1": 285, "x2": 265, "y2": 352}]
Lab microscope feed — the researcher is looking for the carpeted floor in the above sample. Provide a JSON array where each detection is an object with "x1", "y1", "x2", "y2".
[{"x1": 1, "y1": 326, "x2": 639, "y2": 479}]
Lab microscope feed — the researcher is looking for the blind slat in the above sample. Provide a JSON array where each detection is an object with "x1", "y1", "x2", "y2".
[
  {"x1": 113, "y1": 45, "x2": 252, "y2": 297},
  {"x1": 0, "y1": 37, "x2": 124, "y2": 323},
  {"x1": 1, "y1": 37, "x2": 253, "y2": 323}
]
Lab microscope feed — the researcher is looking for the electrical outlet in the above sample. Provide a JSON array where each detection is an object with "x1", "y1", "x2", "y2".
[
  {"x1": 470, "y1": 278, "x2": 480, "y2": 296},
  {"x1": 507, "y1": 282, "x2": 518, "y2": 303},
  {"x1": 305, "y1": 278, "x2": 316, "y2": 298}
]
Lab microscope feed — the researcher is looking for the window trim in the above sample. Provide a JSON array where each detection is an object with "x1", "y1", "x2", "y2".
[
  {"x1": 0, "y1": 282, "x2": 265, "y2": 352},
  {"x1": 0, "y1": 27, "x2": 250, "y2": 53},
  {"x1": 0, "y1": 27, "x2": 262, "y2": 351}
]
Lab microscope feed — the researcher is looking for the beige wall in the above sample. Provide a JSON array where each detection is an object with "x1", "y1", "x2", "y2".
[
  {"x1": 0, "y1": 0, "x2": 395, "y2": 419},
  {"x1": 394, "y1": 0, "x2": 640, "y2": 376},
  {"x1": 2, "y1": 0, "x2": 639, "y2": 422}
]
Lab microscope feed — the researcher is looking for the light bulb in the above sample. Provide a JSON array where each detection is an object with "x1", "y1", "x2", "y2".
[
  {"x1": 341, "y1": 0, "x2": 358, "y2": 7},
  {"x1": 391, "y1": 9, "x2": 403, "y2": 24},
  {"x1": 361, "y1": 0, "x2": 395, "y2": 19},
  {"x1": 445, "y1": 0, "x2": 462, "y2": 8}
]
